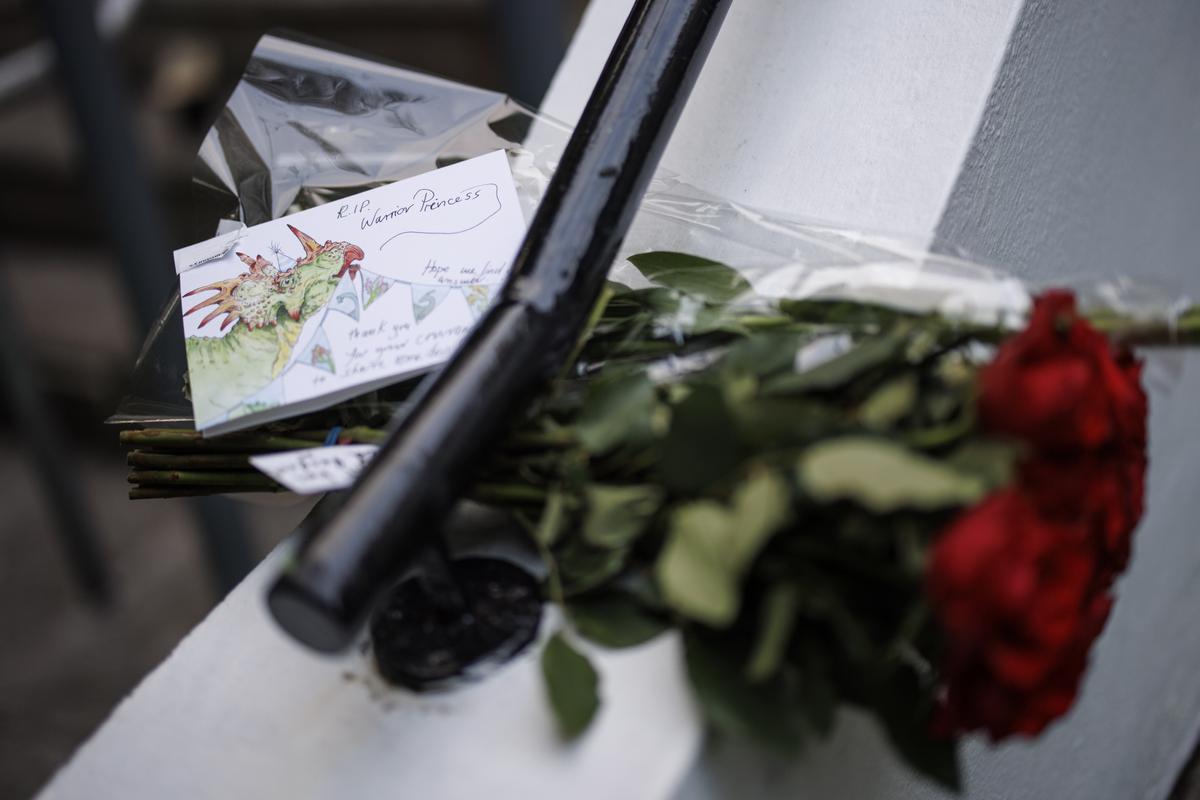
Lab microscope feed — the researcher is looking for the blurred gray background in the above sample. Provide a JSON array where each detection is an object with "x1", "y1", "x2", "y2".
[{"x1": 0, "y1": 1, "x2": 584, "y2": 796}]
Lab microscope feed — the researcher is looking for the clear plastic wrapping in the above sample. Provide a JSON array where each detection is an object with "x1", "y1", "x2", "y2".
[{"x1": 111, "y1": 31, "x2": 1188, "y2": 427}]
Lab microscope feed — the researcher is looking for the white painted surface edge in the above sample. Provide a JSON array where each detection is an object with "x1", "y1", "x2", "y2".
[{"x1": 36, "y1": 545, "x2": 704, "y2": 800}]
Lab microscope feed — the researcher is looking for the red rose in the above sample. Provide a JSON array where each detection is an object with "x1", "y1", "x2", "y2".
[
  {"x1": 1123, "y1": 451, "x2": 1147, "y2": 524},
  {"x1": 976, "y1": 289, "x2": 1149, "y2": 582},
  {"x1": 935, "y1": 591, "x2": 1111, "y2": 739},
  {"x1": 1112, "y1": 348, "x2": 1148, "y2": 452},
  {"x1": 978, "y1": 291, "x2": 1147, "y2": 455},
  {"x1": 1020, "y1": 455, "x2": 1144, "y2": 580},
  {"x1": 928, "y1": 488, "x2": 1110, "y2": 739}
]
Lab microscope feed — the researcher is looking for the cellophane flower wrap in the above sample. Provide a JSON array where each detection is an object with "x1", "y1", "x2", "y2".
[{"x1": 112, "y1": 32, "x2": 1200, "y2": 793}]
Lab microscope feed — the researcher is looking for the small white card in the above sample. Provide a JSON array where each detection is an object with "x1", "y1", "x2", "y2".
[
  {"x1": 250, "y1": 445, "x2": 378, "y2": 494},
  {"x1": 177, "y1": 150, "x2": 524, "y2": 435}
]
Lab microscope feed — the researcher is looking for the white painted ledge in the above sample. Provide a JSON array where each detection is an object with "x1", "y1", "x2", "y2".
[{"x1": 37, "y1": 547, "x2": 703, "y2": 800}]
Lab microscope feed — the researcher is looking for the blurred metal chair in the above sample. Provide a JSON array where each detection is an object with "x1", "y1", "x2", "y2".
[
  {"x1": 0, "y1": 287, "x2": 111, "y2": 603},
  {"x1": 0, "y1": 0, "x2": 255, "y2": 598}
]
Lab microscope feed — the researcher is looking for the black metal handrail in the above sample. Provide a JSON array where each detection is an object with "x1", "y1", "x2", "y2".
[{"x1": 269, "y1": 0, "x2": 733, "y2": 652}]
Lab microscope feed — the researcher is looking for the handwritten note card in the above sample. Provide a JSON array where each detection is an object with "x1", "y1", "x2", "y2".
[
  {"x1": 250, "y1": 445, "x2": 378, "y2": 494},
  {"x1": 176, "y1": 150, "x2": 524, "y2": 435}
]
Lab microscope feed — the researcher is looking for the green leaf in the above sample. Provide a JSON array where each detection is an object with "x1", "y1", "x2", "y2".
[
  {"x1": 659, "y1": 383, "x2": 743, "y2": 493},
  {"x1": 935, "y1": 350, "x2": 978, "y2": 390},
  {"x1": 556, "y1": 540, "x2": 631, "y2": 597},
  {"x1": 603, "y1": 279, "x2": 633, "y2": 297},
  {"x1": 656, "y1": 503, "x2": 740, "y2": 625},
  {"x1": 534, "y1": 488, "x2": 568, "y2": 548},
  {"x1": 920, "y1": 389, "x2": 966, "y2": 425},
  {"x1": 870, "y1": 667, "x2": 962, "y2": 793},
  {"x1": 903, "y1": 325, "x2": 946, "y2": 364},
  {"x1": 622, "y1": 286, "x2": 684, "y2": 315},
  {"x1": 797, "y1": 437, "x2": 987, "y2": 513},
  {"x1": 731, "y1": 396, "x2": 842, "y2": 448},
  {"x1": 729, "y1": 469, "x2": 794, "y2": 564},
  {"x1": 888, "y1": 727, "x2": 961, "y2": 794},
  {"x1": 569, "y1": 593, "x2": 670, "y2": 649},
  {"x1": 541, "y1": 632, "x2": 601, "y2": 740},
  {"x1": 722, "y1": 372, "x2": 759, "y2": 407},
  {"x1": 684, "y1": 628, "x2": 804, "y2": 750},
  {"x1": 574, "y1": 371, "x2": 660, "y2": 454},
  {"x1": 746, "y1": 583, "x2": 802, "y2": 682},
  {"x1": 764, "y1": 332, "x2": 907, "y2": 395},
  {"x1": 800, "y1": 581, "x2": 879, "y2": 666},
  {"x1": 628, "y1": 251, "x2": 751, "y2": 304},
  {"x1": 657, "y1": 469, "x2": 792, "y2": 626},
  {"x1": 581, "y1": 484, "x2": 664, "y2": 549},
  {"x1": 858, "y1": 373, "x2": 918, "y2": 430},
  {"x1": 944, "y1": 438, "x2": 1020, "y2": 490},
  {"x1": 720, "y1": 331, "x2": 808, "y2": 378},
  {"x1": 616, "y1": 569, "x2": 668, "y2": 611},
  {"x1": 779, "y1": 298, "x2": 913, "y2": 327},
  {"x1": 690, "y1": 304, "x2": 752, "y2": 336}
]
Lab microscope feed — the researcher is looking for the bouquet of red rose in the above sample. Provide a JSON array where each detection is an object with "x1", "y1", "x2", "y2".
[
  {"x1": 505, "y1": 256, "x2": 1189, "y2": 792},
  {"x1": 120, "y1": 252, "x2": 1196, "y2": 791}
]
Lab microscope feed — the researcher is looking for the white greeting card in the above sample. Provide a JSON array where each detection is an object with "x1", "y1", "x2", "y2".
[{"x1": 176, "y1": 150, "x2": 524, "y2": 435}]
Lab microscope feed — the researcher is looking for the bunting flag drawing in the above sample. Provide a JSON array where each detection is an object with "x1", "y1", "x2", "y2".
[
  {"x1": 329, "y1": 272, "x2": 361, "y2": 321},
  {"x1": 306, "y1": 329, "x2": 336, "y2": 374},
  {"x1": 362, "y1": 271, "x2": 395, "y2": 310},
  {"x1": 411, "y1": 283, "x2": 453, "y2": 323},
  {"x1": 462, "y1": 284, "x2": 493, "y2": 320}
]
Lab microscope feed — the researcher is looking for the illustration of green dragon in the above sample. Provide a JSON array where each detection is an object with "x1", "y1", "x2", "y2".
[{"x1": 184, "y1": 224, "x2": 364, "y2": 424}]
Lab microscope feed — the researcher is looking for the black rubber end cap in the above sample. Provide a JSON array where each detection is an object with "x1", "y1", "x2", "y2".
[{"x1": 266, "y1": 573, "x2": 358, "y2": 654}]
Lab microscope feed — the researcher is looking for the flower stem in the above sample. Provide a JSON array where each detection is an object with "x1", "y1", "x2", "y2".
[
  {"x1": 467, "y1": 482, "x2": 549, "y2": 506},
  {"x1": 129, "y1": 486, "x2": 282, "y2": 500},
  {"x1": 128, "y1": 469, "x2": 280, "y2": 488},
  {"x1": 118, "y1": 429, "x2": 318, "y2": 451},
  {"x1": 1084, "y1": 306, "x2": 1200, "y2": 346},
  {"x1": 126, "y1": 451, "x2": 252, "y2": 470}
]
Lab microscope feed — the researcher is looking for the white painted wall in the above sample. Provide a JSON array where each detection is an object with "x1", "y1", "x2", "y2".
[
  {"x1": 936, "y1": 0, "x2": 1200, "y2": 283},
  {"x1": 931, "y1": 1, "x2": 1200, "y2": 798},
  {"x1": 543, "y1": 0, "x2": 1024, "y2": 238}
]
